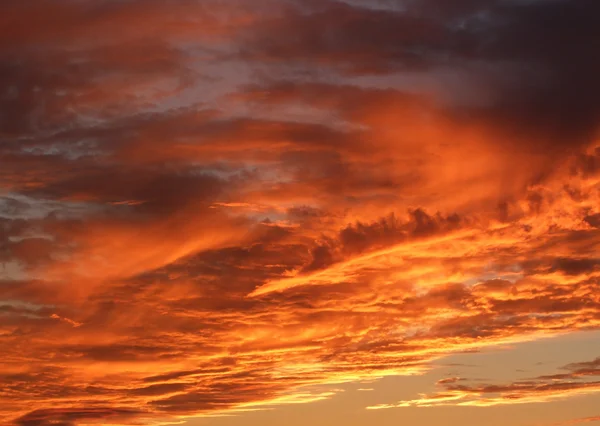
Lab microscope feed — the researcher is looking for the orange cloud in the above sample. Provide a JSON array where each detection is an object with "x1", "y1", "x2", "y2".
[
  {"x1": 367, "y1": 355, "x2": 600, "y2": 409},
  {"x1": 1, "y1": 0, "x2": 600, "y2": 425},
  {"x1": 544, "y1": 416, "x2": 600, "y2": 426}
]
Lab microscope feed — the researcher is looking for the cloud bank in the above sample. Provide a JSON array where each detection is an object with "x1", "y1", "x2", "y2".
[{"x1": 1, "y1": 0, "x2": 599, "y2": 424}]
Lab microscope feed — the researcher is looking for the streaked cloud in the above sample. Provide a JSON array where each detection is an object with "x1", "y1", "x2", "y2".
[{"x1": 367, "y1": 355, "x2": 600, "y2": 409}]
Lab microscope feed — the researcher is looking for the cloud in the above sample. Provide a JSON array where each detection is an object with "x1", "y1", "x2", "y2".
[
  {"x1": 367, "y1": 354, "x2": 600, "y2": 409},
  {"x1": 13, "y1": 407, "x2": 147, "y2": 426},
  {"x1": 241, "y1": 0, "x2": 600, "y2": 143},
  {"x1": 1, "y1": 0, "x2": 600, "y2": 425},
  {"x1": 544, "y1": 416, "x2": 600, "y2": 426}
]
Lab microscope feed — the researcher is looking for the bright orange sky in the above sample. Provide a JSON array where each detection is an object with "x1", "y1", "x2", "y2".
[{"x1": 1, "y1": 1, "x2": 600, "y2": 425}]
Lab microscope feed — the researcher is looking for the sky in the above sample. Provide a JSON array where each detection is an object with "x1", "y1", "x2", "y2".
[{"x1": 0, "y1": 0, "x2": 599, "y2": 425}]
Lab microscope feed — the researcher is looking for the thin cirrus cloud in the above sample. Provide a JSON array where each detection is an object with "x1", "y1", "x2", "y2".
[
  {"x1": 546, "y1": 417, "x2": 600, "y2": 426},
  {"x1": 1, "y1": 0, "x2": 599, "y2": 425},
  {"x1": 367, "y1": 356, "x2": 600, "y2": 409}
]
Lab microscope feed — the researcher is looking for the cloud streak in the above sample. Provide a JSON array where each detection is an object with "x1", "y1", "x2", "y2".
[{"x1": 368, "y1": 355, "x2": 600, "y2": 409}]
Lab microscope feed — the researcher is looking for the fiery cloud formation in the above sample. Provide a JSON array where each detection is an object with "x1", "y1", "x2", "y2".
[{"x1": 1, "y1": 0, "x2": 600, "y2": 425}]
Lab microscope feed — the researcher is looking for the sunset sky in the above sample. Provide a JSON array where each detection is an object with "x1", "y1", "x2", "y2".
[{"x1": 1, "y1": 1, "x2": 600, "y2": 425}]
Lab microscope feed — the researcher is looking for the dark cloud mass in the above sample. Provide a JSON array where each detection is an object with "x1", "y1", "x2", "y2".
[{"x1": 1, "y1": 0, "x2": 599, "y2": 425}]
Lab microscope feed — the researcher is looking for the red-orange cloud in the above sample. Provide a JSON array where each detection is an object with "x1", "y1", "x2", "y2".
[{"x1": 1, "y1": 0, "x2": 600, "y2": 425}]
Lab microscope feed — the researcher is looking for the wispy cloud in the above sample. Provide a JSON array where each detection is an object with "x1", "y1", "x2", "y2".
[{"x1": 368, "y1": 355, "x2": 600, "y2": 409}]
